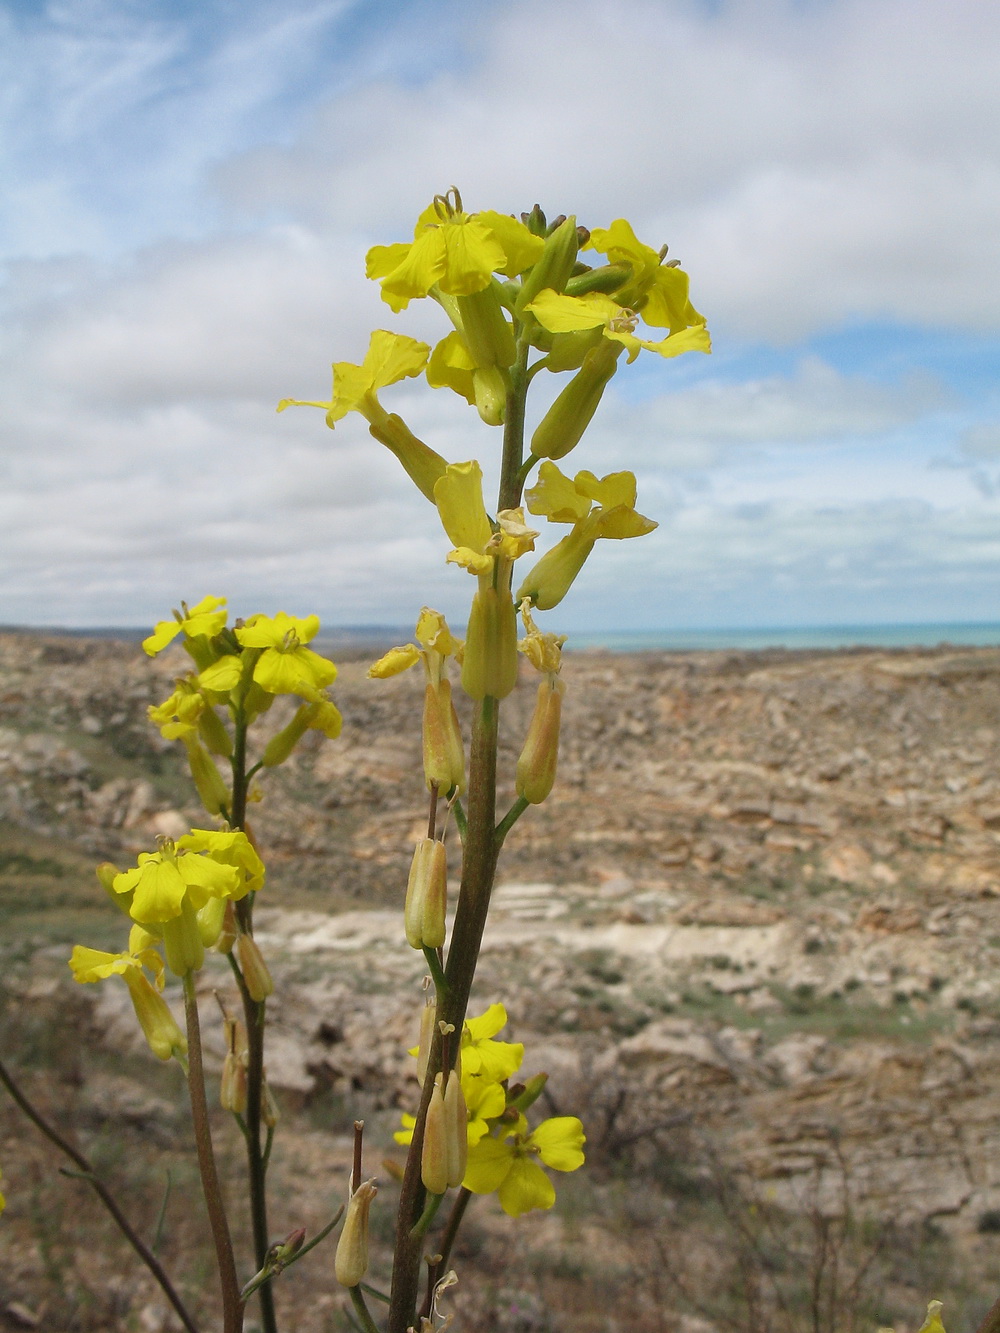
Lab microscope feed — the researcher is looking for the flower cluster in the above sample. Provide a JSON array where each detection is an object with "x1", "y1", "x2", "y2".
[
  {"x1": 396, "y1": 1004, "x2": 585, "y2": 1217},
  {"x1": 144, "y1": 596, "x2": 342, "y2": 816}
]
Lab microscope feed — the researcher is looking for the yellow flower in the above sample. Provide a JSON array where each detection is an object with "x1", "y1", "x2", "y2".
[
  {"x1": 148, "y1": 677, "x2": 205, "y2": 739},
  {"x1": 527, "y1": 288, "x2": 710, "y2": 363},
  {"x1": 461, "y1": 1003, "x2": 524, "y2": 1083},
  {"x1": 113, "y1": 830, "x2": 258, "y2": 925},
  {"x1": 516, "y1": 462, "x2": 657, "y2": 610},
  {"x1": 463, "y1": 1113, "x2": 585, "y2": 1217},
  {"x1": 235, "y1": 612, "x2": 337, "y2": 699},
  {"x1": 366, "y1": 188, "x2": 544, "y2": 311},
  {"x1": 70, "y1": 925, "x2": 188, "y2": 1063},
  {"x1": 584, "y1": 218, "x2": 709, "y2": 334},
  {"x1": 143, "y1": 596, "x2": 227, "y2": 657},
  {"x1": 278, "y1": 329, "x2": 429, "y2": 427}
]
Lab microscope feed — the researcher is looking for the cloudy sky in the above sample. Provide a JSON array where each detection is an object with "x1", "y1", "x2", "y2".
[{"x1": 2, "y1": 0, "x2": 999, "y2": 635}]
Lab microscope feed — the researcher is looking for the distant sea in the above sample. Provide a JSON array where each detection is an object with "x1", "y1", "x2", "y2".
[
  {"x1": 7, "y1": 622, "x2": 1000, "y2": 655},
  {"x1": 564, "y1": 623, "x2": 1000, "y2": 653}
]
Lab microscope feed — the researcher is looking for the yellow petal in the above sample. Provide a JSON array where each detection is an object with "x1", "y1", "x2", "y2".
[
  {"x1": 574, "y1": 469, "x2": 637, "y2": 511},
  {"x1": 530, "y1": 1116, "x2": 586, "y2": 1171},
  {"x1": 497, "y1": 1157, "x2": 556, "y2": 1216},
  {"x1": 368, "y1": 644, "x2": 421, "y2": 678},
  {"x1": 434, "y1": 461, "x2": 493, "y2": 554},
  {"x1": 526, "y1": 289, "x2": 619, "y2": 334},
  {"x1": 525, "y1": 461, "x2": 593, "y2": 524}
]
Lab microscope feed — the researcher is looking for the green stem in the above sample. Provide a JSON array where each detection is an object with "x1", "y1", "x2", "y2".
[
  {"x1": 387, "y1": 696, "x2": 500, "y2": 1333},
  {"x1": 239, "y1": 1203, "x2": 345, "y2": 1302},
  {"x1": 0, "y1": 1059, "x2": 201, "y2": 1333},
  {"x1": 495, "y1": 795, "x2": 530, "y2": 846},
  {"x1": 422, "y1": 946, "x2": 449, "y2": 998},
  {"x1": 349, "y1": 1285, "x2": 383, "y2": 1333},
  {"x1": 450, "y1": 797, "x2": 467, "y2": 843},
  {"x1": 182, "y1": 974, "x2": 244, "y2": 1333},
  {"x1": 499, "y1": 331, "x2": 531, "y2": 510},
  {"x1": 227, "y1": 716, "x2": 277, "y2": 1333},
  {"x1": 976, "y1": 1298, "x2": 1000, "y2": 1333},
  {"x1": 409, "y1": 1190, "x2": 445, "y2": 1239}
]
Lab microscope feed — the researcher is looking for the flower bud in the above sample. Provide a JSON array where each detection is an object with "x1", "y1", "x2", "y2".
[
  {"x1": 181, "y1": 734, "x2": 230, "y2": 815},
  {"x1": 461, "y1": 586, "x2": 518, "y2": 701},
  {"x1": 530, "y1": 338, "x2": 622, "y2": 462},
  {"x1": 216, "y1": 900, "x2": 238, "y2": 955},
  {"x1": 516, "y1": 676, "x2": 565, "y2": 804},
  {"x1": 516, "y1": 215, "x2": 579, "y2": 315},
  {"x1": 563, "y1": 262, "x2": 633, "y2": 298},
  {"x1": 335, "y1": 1178, "x2": 378, "y2": 1288},
  {"x1": 196, "y1": 894, "x2": 227, "y2": 947},
  {"x1": 368, "y1": 413, "x2": 448, "y2": 503},
  {"x1": 422, "y1": 679, "x2": 465, "y2": 796},
  {"x1": 236, "y1": 932, "x2": 274, "y2": 1001},
  {"x1": 421, "y1": 1070, "x2": 467, "y2": 1195},
  {"x1": 517, "y1": 525, "x2": 597, "y2": 612},
  {"x1": 97, "y1": 862, "x2": 132, "y2": 916},
  {"x1": 261, "y1": 703, "x2": 313, "y2": 767},
  {"x1": 404, "y1": 839, "x2": 447, "y2": 951},
  {"x1": 457, "y1": 285, "x2": 516, "y2": 370},
  {"x1": 197, "y1": 704, "x2": 233, "y2": 757},
  {"x1": 507, "y1": 1071, "x2": 548, "y2": 1113},
  {"x1": 541, "y1": 327, "x2": 604, "y2": 374},
  {"x1": 472, "y1": 364, "x2": 507, "y2": 427},
  {"x1": 161, "y1": 896, "x2": 205, "y2": 977},
  {"x1": 123, "y1": 970, "x2": 187, "y2": 1063}
]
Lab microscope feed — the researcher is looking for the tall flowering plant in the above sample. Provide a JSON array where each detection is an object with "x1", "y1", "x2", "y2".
[{"x1": 2, "y1": 190, "x2": 749, "y2": 1333}]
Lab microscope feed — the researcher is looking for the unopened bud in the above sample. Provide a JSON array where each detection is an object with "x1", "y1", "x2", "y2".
[
  {"x1": 335, "y1": 1178, "x2": 377, "y2": 1288},
  {"x1": 461, "y1": 586, "x2": 518, "y2": 701},
  {"x1": 123, "y1": 970, "x2": 187, "y2": 1063},
  {"x1": 471, "y1": 364, "x2": 507, "y2": 427},
  {"x1": 216, "y1": 901, "x2": 238, "y2": 955},
  {"x1": 564, "y1": 262, "x2": 633, "y2": 298},
  {"x1": 422, "y1": 679, "x2": 465, "y2": 796},
  {"x1": 262, "y1": 1074, "x2": 280, "y2": 1128},
  {"x1": 457, "y1": 285, "x2": 516, "y2": 370},
  {"x1": 507, "y1": 1072, "x2": 549, "y2": 1113},
  {"x1": 198, "y1": 704, "x2": 233, "y2": 757},
  {"x1": 261, "y1": 703, "x2": 313, "y2": 767},
  {"x1": 421, "y1": 1070, "x2": 467, "y2": 1195},
  {"x1": 516, "y1": 215, "x2": 579, "y2": 315},
  {"x1": 517, "y1": 524, "x2": 597, "y2": 612},
  {"x1": 196, "y1": 895, "x2": 227, "y2": 948},
  {"x1": 270, "y1": 1227, "x2": 306, "y2": 1272},
  {"x1": 236, "y1": 932, "x2": 274, "y2": 1001},
  {"x1": 516, "y1": 676, "x2": 565, "y2": 804},
  {"x1": 530, "y1": 338, "x2": 622, "y2": 462},
  {"x1": 97, "y1": 862, "x2": 131, "y2": 916},
  {"x1": 220, "y1": 1048, "x2": 248, "y2": 1114},
  {"x1": 182, "y1": 734, "x2": 230, "y2": 815},
  {"x1": 162, "y1": 896, "x2": 205, "y2": 977},
  {"x1": 404, "y1": 839, "x2": 447, "y2": 951}
]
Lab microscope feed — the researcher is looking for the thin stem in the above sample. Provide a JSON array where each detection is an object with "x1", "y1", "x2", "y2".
[
  {"x1": 450, "y1": 797, "x2": 467, "y2": 843},
  {"x1": 435, "y1": 1187, "x2": 472, "y2": 1278},
  {"x1": 349, "y1": 1285, "x2": 383, "y2": 1333},
  {"x1": 239, "y1": 1204, "x2": 344, "y2": 1302},
  {"x1": 182, "y1": 974, "x2": 244, "y2": 1333},
  {"x1": 409, "y1": 1190, "x2": 444, "y2": 1239},
  {"x1": 495, "y1": 795, "x2": 530, "y2": 846},
  {"x1": 976, "y1": 1298, "x2": 1000, "y2": 1333},
  {"x1": 228, "y1": 713, "x2": 277, "y2": 1333},
  {"x1": 0, "y1": 1058, "x2": 201, "y2": 1333},
  {"x1": 499, "y1": 330, "x2": 532, "y2": 510},
  {"x1": 422, "y1": 946, "x2": 449, "y2": 998}
]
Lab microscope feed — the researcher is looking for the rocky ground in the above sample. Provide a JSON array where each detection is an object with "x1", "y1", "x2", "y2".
[{"x1": 4, "y1": 630, "x2": 1000, "y2": 1331}]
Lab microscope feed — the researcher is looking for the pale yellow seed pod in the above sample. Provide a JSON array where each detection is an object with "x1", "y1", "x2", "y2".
[
  {"x1": 182, "y1": 734, "x2": 230, "y2": 815},
  {"x1": 461, "y1": 586, "x2": 518, "y2": 701},
  {"x1": 335, "y1": 1178, "x2": 378, "y2": 1288},
  {"x1": 261, "y1": 704, "x2": 313, "y2": 767},
  {"x1": 443, "y1": 1067, "x2": 468, "y2": 1187},
  {"x1": 422, "y1": 679, "x2": 465, "y2": 795},
  {"x1": 236, "y1": 932, "x2": 274, "y2": 1001},
  {"x1": 421, "y1": 1073, "x2": 450, "y2": 1195},
  {"x1": 404, "y1": 840, "x2": 447, "y2": 951},
  {"x1": 516, "y1": 676, "x2": 566, "y2": 804}
]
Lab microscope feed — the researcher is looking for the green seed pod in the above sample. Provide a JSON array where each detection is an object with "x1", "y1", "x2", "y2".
[
  {"x1": 564, "y1": 262, "x2": 634, "y2": 298},
  {"x1": 461, "y1": 586, "x2": 518, "y2": 701}
]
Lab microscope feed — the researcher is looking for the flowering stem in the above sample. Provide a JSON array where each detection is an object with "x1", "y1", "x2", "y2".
[
  {"x1": 426, "y1": 1187, "x2": 471, "y2": 1312},
  {"x1": 227, "y1": 715, "x2": 278, "y2": 1333},
  {"x1": 409, "y1": 1189, "x2": 445, "y2": 1239},
  {"x1": 387, "y1": 695, "x2": 500, "y2": 1333},
  {"x1": 976, "y1": 1299, "x2": 1000, "y2": 1333},
  {"x1": 422, "y1": 946, "x2": 448, "y2": 997},
  {"x1": 495, "y1": 795, "x2": 530, "y2": 846},
  {"x1": 182, "y1": 973, "x2": 244, "y2": 1333},
  {"x1": 0, "y1": 1058, "x2": 201, "y2": 1333}
]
